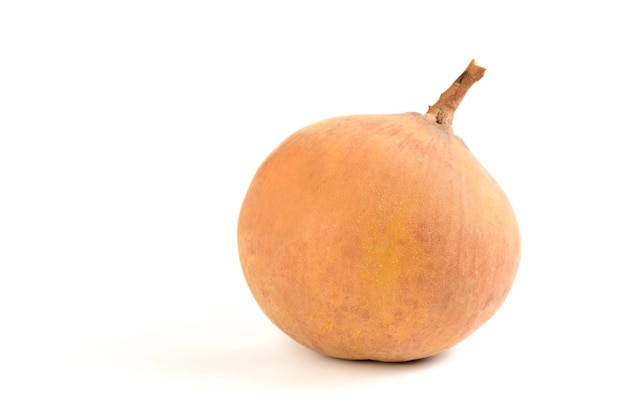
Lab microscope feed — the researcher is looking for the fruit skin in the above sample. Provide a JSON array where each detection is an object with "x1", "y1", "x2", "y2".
[{"x1": 237, "y1": 111, "x2": 521, "y2": 362}]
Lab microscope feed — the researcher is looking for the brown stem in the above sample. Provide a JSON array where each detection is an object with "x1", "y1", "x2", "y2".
[{"x1": 426, "y1": 60, "x2": 486, "y2": 126}]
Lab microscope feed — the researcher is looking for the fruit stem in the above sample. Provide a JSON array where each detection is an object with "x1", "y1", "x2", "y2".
[{"x1": 427, "y1": 60, "x2": 486, "y2": 126}]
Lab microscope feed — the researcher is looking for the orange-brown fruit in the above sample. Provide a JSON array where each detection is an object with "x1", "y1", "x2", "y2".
[{"x1": 237, "y1": 60, "x2": 521, "y2": 362}]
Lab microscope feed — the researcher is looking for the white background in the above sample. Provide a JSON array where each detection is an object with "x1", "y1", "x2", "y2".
[{"x1": 1, "y1": 1, "x2": 625, "y2": 415}]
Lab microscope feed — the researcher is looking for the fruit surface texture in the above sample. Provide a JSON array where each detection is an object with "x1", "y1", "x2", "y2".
[{"x1": 237, "y1": 61, "x2": 520, "y2": 362}]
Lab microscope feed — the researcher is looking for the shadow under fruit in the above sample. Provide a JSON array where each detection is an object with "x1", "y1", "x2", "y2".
[{"x1": 237, "y1": 60, "x2": 521, "y2": 362}]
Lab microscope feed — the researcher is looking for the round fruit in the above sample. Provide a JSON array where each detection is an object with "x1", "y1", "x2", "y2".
[{"x1": 237, "y1": 61, "x2": 521, "y2": 362}]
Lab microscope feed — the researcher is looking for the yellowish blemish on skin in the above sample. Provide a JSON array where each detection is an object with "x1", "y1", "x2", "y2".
[{"x1": 359, "y1": 208, "x2": 409, "y2": 328}]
